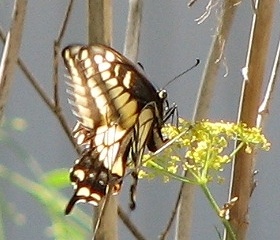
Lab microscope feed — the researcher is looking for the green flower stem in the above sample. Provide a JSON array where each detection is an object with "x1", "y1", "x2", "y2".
[
  {"x1": 201, "y1": 142, "x2": 212, "y2": 179},
  {"x1": 230, "y1": 142, "x2": 245, "y2": 158},
  {"x1": 187, "y1": 167, "x2": 202, "y2": 183},
  {"x1": 147, "y1": 160, "x2": 197, "y2": 184},
  {"x1": 200, "y1": 183, "x2": 236, "y2": 240}
]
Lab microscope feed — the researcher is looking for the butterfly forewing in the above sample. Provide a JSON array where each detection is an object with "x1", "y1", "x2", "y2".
[{"x1": 63, "y1": 45, "x2": 143, "y2": 130}]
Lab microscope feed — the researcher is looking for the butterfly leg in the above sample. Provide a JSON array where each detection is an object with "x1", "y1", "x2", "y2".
[
  {"x1": 129, "y1": 103, "x2": 158, "y2": 209},
  {"x1": 164, "y1": 102, "x2": 178, "y2": 127}
]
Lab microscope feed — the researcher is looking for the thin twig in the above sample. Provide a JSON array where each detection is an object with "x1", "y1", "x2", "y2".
[
  {"x1": 159, "y1": 183, "x2": 183, "y2": 240},
  {"x1": 195, "y1": 0, "x2": 218, "y2": 24},
  {"x1": 51, "y1": 0, "x2": 78, "y2": 152},
  {"x1": 118, "y1": 207, "x2": 147, "y2": 240},
  {"x1": 53, "y1": 43, "x2": 60, "y2": 107},
  {"x1": 257, "y1": 36, "x2": 280, "y2": 128},
  {"x1": 57, "y1": 0, "x2": 74, "y2": 43},
  {"x1": 54, "y1": 0, "x2": 74, "y2": 107},
  {"x1": 188, "y1": 0, "x2": 199, "y2": 7}
]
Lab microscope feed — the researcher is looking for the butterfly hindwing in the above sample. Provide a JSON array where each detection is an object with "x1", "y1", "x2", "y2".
[{"x1": 65, "y1": 129, "x2": 132, "y2": 214}]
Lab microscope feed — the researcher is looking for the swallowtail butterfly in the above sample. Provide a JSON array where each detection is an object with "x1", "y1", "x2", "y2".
[{"x1": 62, "y1": 44, "x2": 170, "y2": 214}]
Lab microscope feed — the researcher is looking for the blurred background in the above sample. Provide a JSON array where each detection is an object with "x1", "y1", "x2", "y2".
[{"x1": 0, "y1": 1, "x2": 279, "y2": 239}]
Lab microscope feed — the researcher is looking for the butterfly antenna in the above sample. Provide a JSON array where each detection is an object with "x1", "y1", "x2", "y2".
[{"x1": 162, "y1": 58, "x2": 200, "y2": 89}]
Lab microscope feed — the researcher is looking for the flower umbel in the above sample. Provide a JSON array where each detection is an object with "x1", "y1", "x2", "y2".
[{"x1": 141, "y1": 118, "x2": 270, "y2": 183}]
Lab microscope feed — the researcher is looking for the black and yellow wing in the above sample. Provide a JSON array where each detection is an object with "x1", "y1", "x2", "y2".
[{"x1": 62, "y1": 44, "x2": 168, "y2": 214}]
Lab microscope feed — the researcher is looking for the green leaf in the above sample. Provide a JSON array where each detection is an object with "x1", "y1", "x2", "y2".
[{"x1": 41, "y1": 168, "x2": 69, "y2": 189}]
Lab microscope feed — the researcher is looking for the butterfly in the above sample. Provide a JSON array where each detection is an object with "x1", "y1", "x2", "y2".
[{"x1": 62, "y1": 44, "x2": 171, "y2": 214}]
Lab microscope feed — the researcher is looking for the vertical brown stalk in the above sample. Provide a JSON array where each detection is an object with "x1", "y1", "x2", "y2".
[
  {"x1": 87, "y1": 1, "x2": 116, "y2": 240},
  {"x1": 227, "y1": 1, "x2": 276, "y2": 239},
  {"x1": 0, "y1": 0, "x2": 27, "y2": 121}
]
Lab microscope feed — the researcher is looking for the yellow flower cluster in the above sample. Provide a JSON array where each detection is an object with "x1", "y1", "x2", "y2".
[{"x1": 140, "y1": 118, "x2": 270, "y2": 183}]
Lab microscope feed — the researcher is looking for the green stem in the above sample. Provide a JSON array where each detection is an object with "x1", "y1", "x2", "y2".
[
  {"x1": 200, "y1": 183, "x2": 236, "y2": 240},
  {"x1": 146, "y1": 160, "x2": 197, "y2": 184},
  {"x1": 187, "y1": 167, "x2": 202, "y2": 183},
  {"x1": 229, "y1": 142, "x2": 244, "y2": 158},
  {"x1": 201, "y1": 141, "x2": 212, "y2": 179}
]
